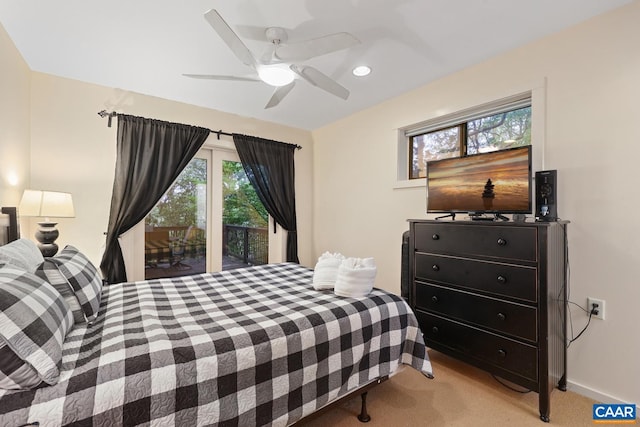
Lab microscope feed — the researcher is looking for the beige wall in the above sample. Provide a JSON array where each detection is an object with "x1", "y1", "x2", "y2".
[
  {"x1": 0, "y1": 23, "x2": 30, "y2": 207},
  {"x1": 313, "y1": 1, "x2": 639, "y2": 408}
]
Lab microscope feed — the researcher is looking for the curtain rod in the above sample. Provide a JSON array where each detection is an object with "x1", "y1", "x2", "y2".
[{"x1": 97, "y1": 110, "x2": 302, "y2": 149}]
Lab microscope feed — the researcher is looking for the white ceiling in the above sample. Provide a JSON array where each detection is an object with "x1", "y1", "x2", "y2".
[{"x1": 0, "y1": 0, "x2": 632, "y2": 130}]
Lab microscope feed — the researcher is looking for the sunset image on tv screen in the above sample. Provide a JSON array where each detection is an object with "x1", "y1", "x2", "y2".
[{"x1": 427, "y1": 146, "x2": 531, "y2": 213}]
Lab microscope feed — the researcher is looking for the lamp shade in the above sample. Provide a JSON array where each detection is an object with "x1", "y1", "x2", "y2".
[{"x1": 19, "y1": 190, "x2": 75, "y2": 218}]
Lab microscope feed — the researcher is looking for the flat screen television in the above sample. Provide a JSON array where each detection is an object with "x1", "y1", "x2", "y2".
[{"x1": 426, "y1": 145, "x2": 532, "y2": 216}]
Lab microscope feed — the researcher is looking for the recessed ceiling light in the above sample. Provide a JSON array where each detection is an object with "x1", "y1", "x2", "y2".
[{"x1": 352, "y1": 65, "x2": 371, "y2": 77}]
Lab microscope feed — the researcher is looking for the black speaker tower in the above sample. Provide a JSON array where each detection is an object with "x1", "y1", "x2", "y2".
[
  {"x1": 401, "y1": 230, "x2": 410, "y2": 304},
  {"x1": 535, "y1": 170, "x2": 557, "y2": 221}
]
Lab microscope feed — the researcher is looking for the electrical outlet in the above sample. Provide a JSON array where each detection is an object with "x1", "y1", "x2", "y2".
[{"x1": 587, "y1": 297, "x2": 605, "y2": 320}]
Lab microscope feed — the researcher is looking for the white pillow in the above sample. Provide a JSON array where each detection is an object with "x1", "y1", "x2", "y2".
[{"x1": 0, "y1": 238, "x2": 44, "y2": 273}]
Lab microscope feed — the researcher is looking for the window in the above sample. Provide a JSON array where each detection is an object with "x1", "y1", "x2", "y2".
[
  {"x1": 410, "y1": 127, "x2": 461, "y2": 179},
  {"x1": 466, "y1": 106, "x2": 531, "y2": 154},
  {"x1": 406, "y1": 95, "x2": 532, "y2": 179}
]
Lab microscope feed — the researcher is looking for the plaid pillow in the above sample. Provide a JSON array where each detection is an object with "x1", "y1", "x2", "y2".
[
  {"x1": 50, "y1": 245, "x2": 103, "y2": 323},
  {"x1": 0, "y1": 266, "x2": 74, "y2": 390},
  {"x1": 36, "y1": 259, "x2": 86, "y2": 324},
  {"x1": 0, "y1": 238, "x2": 44, "y2": 273}
]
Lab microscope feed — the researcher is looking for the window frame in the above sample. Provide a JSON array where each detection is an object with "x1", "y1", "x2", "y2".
[{"x1": 408, "y1": 95, "x2": 532, "y2": 180}]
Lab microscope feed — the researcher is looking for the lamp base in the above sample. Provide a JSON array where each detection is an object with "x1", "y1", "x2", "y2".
[{"x1": 35, "y1": 222, "x2": 60, "y2": 257}]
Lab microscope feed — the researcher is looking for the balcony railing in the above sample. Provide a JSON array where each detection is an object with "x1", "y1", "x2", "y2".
[
  {"x1": 223, "y1": 224, "x2": 268, "y2": 266},
  {"x1": 144, "y1": 224, "x2": 268, "y2": 278}
]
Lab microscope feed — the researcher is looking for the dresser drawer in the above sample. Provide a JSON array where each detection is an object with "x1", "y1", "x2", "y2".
[
  {"x1": 414, "y1": 223, "x2": 537, "y2": 262},
  {"x1": 415, "y1": 283, "x2": 537, "y2": 342},
  {"x1": 417, "y1": 311, "x2": 537, "y2": 381},
  {"x1": 415, "y1": 253, "x2": 537, "y2": 302}
]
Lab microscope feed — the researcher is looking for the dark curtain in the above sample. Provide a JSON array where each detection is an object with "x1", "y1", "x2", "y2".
[
  {"x1": 232, "y1": 134, "x2": 299, "y2": 263},
  {"x1": 100, "y1": 114, "x2": 210, "y2": 283}
]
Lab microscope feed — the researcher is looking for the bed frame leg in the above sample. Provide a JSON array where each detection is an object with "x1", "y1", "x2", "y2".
[{"x1": 357, "y1": 392, "x2": 371, "y2": 422}]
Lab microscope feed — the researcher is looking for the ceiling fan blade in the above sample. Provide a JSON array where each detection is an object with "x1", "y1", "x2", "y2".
[
  {"x1": 204, "y1": 9, "x2": 257, "y2": 68},
  {"x1": 275, "y1": 33, "x2": 360, "y2": 61},
  {"x1": 290, "y1": 65, "x2": 349, "y2": 100},
  {"x1": 183, "y1": 73, "x2": 261, "y2": 82},
  {"x1": 265, "y1": 82, "x2": 296, "y2": 109}
]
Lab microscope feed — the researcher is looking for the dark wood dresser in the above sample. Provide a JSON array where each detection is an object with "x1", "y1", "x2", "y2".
[{"x1": 408, "y1": 219, "x2": 568, "y2": 422}]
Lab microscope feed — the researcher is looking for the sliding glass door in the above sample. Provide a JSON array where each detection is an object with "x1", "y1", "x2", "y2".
[
  {"x1": 128, "y1": 146, "x2": 272, "y2": 281},
  {"x1": 221, "y1": 159, "x2": 268, "y2": 270},
  {"x1": 144, "y1": 155, "x2": 208, "y2": 280}
]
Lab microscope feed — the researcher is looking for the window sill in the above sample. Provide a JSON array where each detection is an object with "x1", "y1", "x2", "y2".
[{"x1": 394, "y1": 178, "x2": 425, "y2": 190}]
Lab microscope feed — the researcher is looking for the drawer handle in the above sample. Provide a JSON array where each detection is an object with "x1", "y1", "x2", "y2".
[
  {"x1": 496, "y1": 275, "x2": 507, "y2": 284},
  {"x1": 498, "y1": 349, "x2": 507, "y2": 358},
  {"x1": 432, "y1": 326, "x2": 439, "y2": 334},
  {"x1": 497, "y1": 312, "x2": 506, "y2": 321},
  {"x1": 431, "y1": 296, "x2": 439, "y2": 303},
  {"x1": 497, "y1": 238, "x2": 507, "y2": 246},
  {"x1": 432, "y1": 264, "x2": 440, "y2": 272},
  {"x1": 432, "y1": 233, "x2": 440, "y2": 240}
]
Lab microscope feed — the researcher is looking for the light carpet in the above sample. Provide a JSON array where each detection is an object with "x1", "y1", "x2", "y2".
[{"x1": 300, "y1": 350, "x2": 598, "y2": 426}]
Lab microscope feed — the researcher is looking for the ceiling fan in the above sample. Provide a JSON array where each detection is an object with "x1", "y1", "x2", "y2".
[{"x1": 184, "y1": 9, "x2": 361, "y2": 109}]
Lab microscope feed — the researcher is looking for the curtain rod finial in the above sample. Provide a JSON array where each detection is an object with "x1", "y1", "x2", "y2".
[{"x1": 98, "y1": 110, "x2": 117, "y2": 127}]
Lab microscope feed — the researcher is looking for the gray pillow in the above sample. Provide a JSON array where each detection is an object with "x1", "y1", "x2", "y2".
[
  {"x1": 0, "y1": 265, "x2": 74, "y2": 390},
  {"x1": 0, "y1": 238, "x2": 44, "y2": 273}
]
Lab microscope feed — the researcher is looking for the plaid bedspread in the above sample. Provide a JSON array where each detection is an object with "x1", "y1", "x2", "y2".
[{"x1": 0, "y1": 263, "x2": 432, "y2": 426}]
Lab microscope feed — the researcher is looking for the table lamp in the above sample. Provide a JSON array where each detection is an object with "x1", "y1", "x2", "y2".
[{"x1": 19, "y1": 189, "x2": 75, "y2": 256}]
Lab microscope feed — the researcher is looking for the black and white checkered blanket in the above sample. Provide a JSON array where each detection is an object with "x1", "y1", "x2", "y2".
[{"x1": 0, "y1": 263, "x2": 432, "y2": 426}]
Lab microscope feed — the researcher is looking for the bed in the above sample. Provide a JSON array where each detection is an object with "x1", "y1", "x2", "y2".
[{"x1": 0, "y1": 207, "x2": 433, "y2": 426}]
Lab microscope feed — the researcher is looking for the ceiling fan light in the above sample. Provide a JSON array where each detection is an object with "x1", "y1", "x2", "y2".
[
  {"x1": 352, "y1": 65, "x2": 371, "y2": 77},
  {"x1": 258, "y1": 65, "x2": 295, "y2": 87}
]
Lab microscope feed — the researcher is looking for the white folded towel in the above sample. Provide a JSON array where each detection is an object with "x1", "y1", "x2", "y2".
[
  {"x1": 334, "y1": 257, "x2": 377, "y2": 298},
  {"x1": 312, "y1": 252, "x2": 345, "y2": 290}
]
